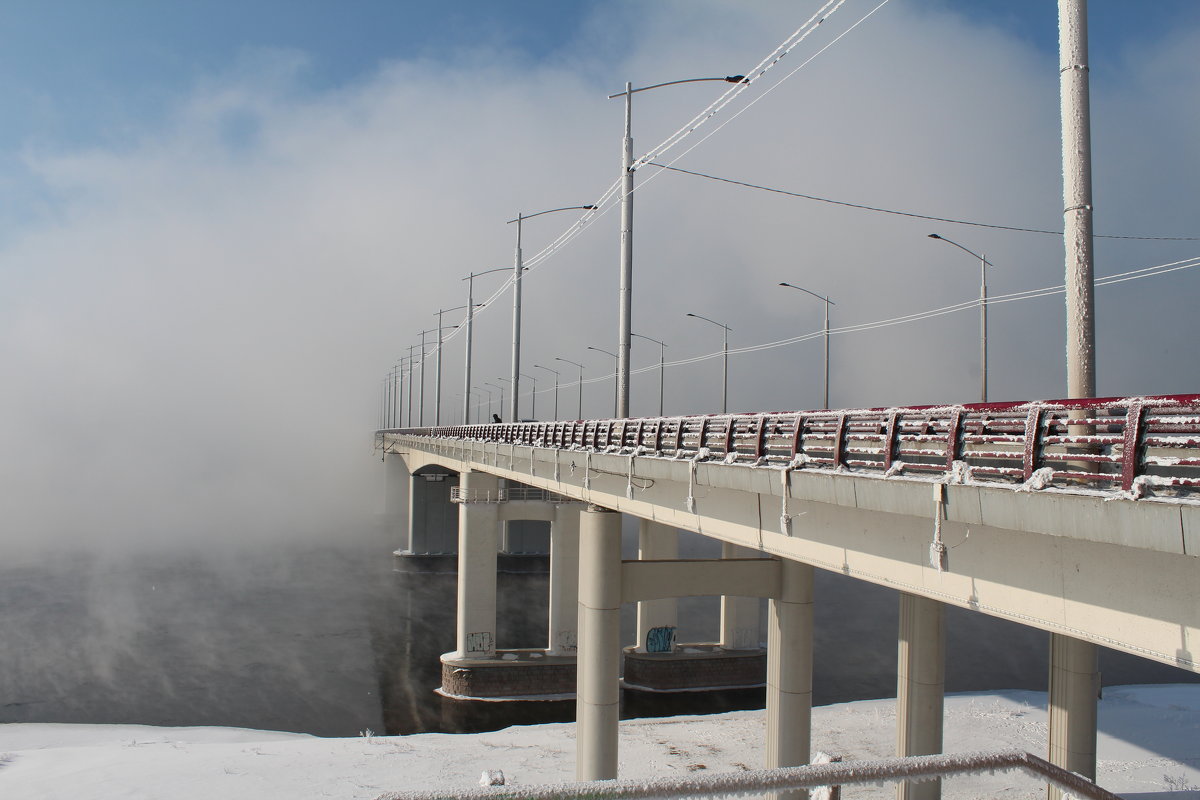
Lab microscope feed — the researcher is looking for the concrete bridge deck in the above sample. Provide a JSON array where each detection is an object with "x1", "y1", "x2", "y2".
[{"x1": 376, "y1": 394, "x2": 1200, "y2": 796}]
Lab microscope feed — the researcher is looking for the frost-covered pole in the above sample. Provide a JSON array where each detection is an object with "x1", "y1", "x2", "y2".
[
  {"x1": 617, "y1": 82, "x2": 634, "y2": 419},
  {"x1": 1050, "y1": 3, "x2": 1099, "y2": 798},
  {"x1": 463, "y1": 277, "x2": 475, "y2": 424},
  {"x1": 510, "y1": 214, "x2": 524, "y2": 423},
  {"x1": 1061, "y1": 0, "x2": 1096, "y2": 399}
]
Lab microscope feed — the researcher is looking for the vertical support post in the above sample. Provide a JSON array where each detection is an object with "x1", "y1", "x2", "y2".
[
  {"x1": 720, "y1": 542, "x2": 762, "y2": 651},
  {"x1": 896, "y1": 593, "x2": 945, "y2": 800},
  {"x1": 617, "y1": 83, "x2": 634, "y2": 419},
  {"x1": 1048, "y1": 633, "x2": 1100, "y2": 797},
  {"x1": 1054, "y1": 4, "x2": 1100, "y2": 795},
  {"x1": 384, "y1": 454, "x2": 411, "y2": 554},
  {"x1": 766, "y1": 557, "x2": 814, "y2": 783},
  {"x1": 547, "y1": 503, "x2": 581, "y2": 656},
  {"x1": 576, "y1": 504, "x2": 622, "y2": 782},
  {"x1": 635, "y1": 519, "x2": 678, "y2": 652},
  {"x1": 455, "y1": 471, "x2": 500, "y2": 659}
]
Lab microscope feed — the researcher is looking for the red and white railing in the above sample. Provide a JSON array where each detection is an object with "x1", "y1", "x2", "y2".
[{"x1": 380, "y1": 394, "x2": 1200, "y2": 499}]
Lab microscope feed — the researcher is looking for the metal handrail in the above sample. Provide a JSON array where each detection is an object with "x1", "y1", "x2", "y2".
[
  {"x1": 379, "y1": 394, "x2": 1200, "y2": 500},
  {"x1": 375, "y1": 749, "x2": 1124, "y2": 800},
  {"x1": 450, "y1": 487, "x2": 574, "y2": 504}
]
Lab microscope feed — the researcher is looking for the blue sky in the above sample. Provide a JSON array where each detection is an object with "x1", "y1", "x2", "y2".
[{"x1": 2, "y1": 0, "x2": 1198, "y2": 553}]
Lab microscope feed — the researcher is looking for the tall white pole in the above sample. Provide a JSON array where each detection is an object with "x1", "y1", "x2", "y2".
[
  {"x1": 418, "y1": 331, "x2": 427, "y2": 426},
  {"x1": 980, "y1": 255, "x2": 988, "y2": 403},
  {"x1": 617, "y1": 83, "x2": 634, "y2": 419},
  {"x1": 1050, "y1": 4, "x2": 1099, "y2": 799},
  {"x1": 1062, "y1": 0, "x2": 1096, "y2": 399},
  {"x1": 822, "y1": 298, "x2": 831, "y2": 410},
  {"x1": 435, "y1": 310, "x2": 444, "y2": 426},
  {"x1": 463, "y1": 276, "x2": 474, "y2": 424},
  {"x1": 658, "y1": 341, "x2": 665, "y2": 417},
  {"x1": 511, "y1": 216, "x2": 524, "y2": 423},
  {"x1": 721, "y1": 326, "x2": 728, "y2": 414}
]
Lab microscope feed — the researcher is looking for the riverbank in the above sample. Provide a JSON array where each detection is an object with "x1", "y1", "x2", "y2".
[{"x1": 4, "y1": 684, "x2": 1199, "y2": 799}]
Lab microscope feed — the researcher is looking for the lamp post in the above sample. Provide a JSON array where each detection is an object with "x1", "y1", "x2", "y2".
[
  {"x1": 556, "y1": 357, "x2": 585, "y2": 419},
  {"x1": 433, "y1": 309, "x2": 469, "y2": 426},
  {"x1": 417, "y1": 326, "x2": 455, "y2": 426},
  {"x1": 587, "y1": 346, "x2": 619, "y2": 418},
  {"x1": 507, "y1": 204, "x2": 596, "y2": 423},
  {"x1": 476, "y1": 385, "x2": 495, "y2": 421},
  {"x1": 685, "y1": 313, "x2": 731, "y2": 414},
  {"x1": 484, "y1": 381, "x2": 504, "y2": 422},
  {"x1": 609, "y1": 74, "x2": 746, "y2": 418},
  {"x1": 778, "y1": 282, "x2": 836, "y2": 410},
  {"x1": 405, "y1": 345, "x2": 419, "y2": 427},
  {"x1": 534, "y1": 364, "x2": 561, "y2": 420},
  {"x1": 520, "y1": 373, "x2": 539, "y2": 420},
  {"x1": 461, "y1": 267, "x2": 511, "y2": 424},
  {"x1": 927, "y1": 234, "x2": 993, "y2": 403},
  {"x1": 632, "y1": 332, "x2": 667, "y2": 417}
]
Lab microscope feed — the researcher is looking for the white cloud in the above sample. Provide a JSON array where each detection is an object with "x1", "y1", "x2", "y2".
[{"x1": 2, "y1": 0, "x2": 1197, "y2": 554}]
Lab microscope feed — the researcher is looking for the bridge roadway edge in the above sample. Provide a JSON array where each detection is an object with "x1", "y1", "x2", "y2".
[{"x1": 393, "y1": 436, "x2": 1200, "y2": 676}]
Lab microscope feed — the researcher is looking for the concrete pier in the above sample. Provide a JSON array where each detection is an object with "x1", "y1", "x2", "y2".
[
  {"x1": 765, "y1": 557, "x2": 814, "y2": 779},
  {"x1": 548, "y1": 502, "x2": 580, "y2": 655},
  {"x1": 454, "y1": 471, "x2": 500, "y2": 659},
  {"x1": 1047, "y1": 633, "x2": 1099, "y2": 800},
  {"x1": 576, "y1": 504, "x2": 622, "y2": 782},
  {"x1": 896, "y1": 593, "x2": 945, "y2": 800},
  {"x1": 721, "y1": 541, "x2": 763, "y2": 650},
  {"x1": 635, "y1": 519, "x2": 678, "y2": 652}
]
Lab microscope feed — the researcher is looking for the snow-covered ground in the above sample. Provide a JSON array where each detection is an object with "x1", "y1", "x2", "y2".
[{"x1": 3, "y1": 685, "x2": 1199, "y2": 800}]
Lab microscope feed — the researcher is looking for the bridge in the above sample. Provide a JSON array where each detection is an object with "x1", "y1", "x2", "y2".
[{"x1": 375, "y1": 394, "x2": 1200, "y2": 798}]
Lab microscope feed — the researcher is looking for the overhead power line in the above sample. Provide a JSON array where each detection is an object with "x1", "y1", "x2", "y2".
[{"x1": 647, "y1": 163, "x2": 1200, "y2": 241}]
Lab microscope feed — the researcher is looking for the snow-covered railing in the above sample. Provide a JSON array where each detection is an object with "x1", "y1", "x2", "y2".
[
  {"x1": 374, "y1": 750, "x2": 1123, "y2": 800},
  {"x1": 379, "y1": 394, "x2": 1200, "y2": 500},
  {"x1": 450, "y1": 487, "x2": 574, "y2": 504}
]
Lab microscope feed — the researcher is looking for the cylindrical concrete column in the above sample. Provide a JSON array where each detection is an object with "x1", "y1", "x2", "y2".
[
  {"x1": 455, "y1": 471, "x2": 500, "y2": 659},
  {"x1": 1047, "y1": 633, "x2": 1099, "y2": 800},
  {"x1": 896, "y1": 593, "x2": 945, "y2": 800},
  {"x1": 576, "y1": 504, "x2": 623, "y2": 782},
  {"x1": 384, "y1": 454, "x2": 412, "y2": 554},
  {"x1": 766, "y1": 557, "x2": 814, "y2": 778},
  {"x1": 721, "y1": 542, "x2": 762, "y2": 650},
  {"x1": 548, "y1": 503, "x2": 581, "y2": 655},
  {"x1": 635, "y1": 519, "x2": 678, "y2": 652}
]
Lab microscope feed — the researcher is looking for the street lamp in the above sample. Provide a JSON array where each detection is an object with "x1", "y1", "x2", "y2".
[
  {"x1": 632, "y1": 332, "x2": 667, "y2": 417},
  {"x1": 778, "y1": 282, "x2": 836, "y2": 410},
  {"x1": 507, "y1": 204, "x2": 597, "y2": 423},
  {"x1": 476, "y1": 385, "x2": 495, "y2": 421},
  {"x1": 685, "y1": 313, "x2": 732, "y2": 414},
  {"x1": 927, "y1": 233, "x2": 993, "y2": 403},
  {"x1": 609, "y1": 74, "x2": 747, "y2": 418},
  {"x1": 587, "y1": 346, "x2": 619, "y2": 418},
  {"x1": 461, "y1": 267, "x2": 509, "y2": 424},
  {"x1": 520, "y1": 373, "x2": 539, "y2": 420},
  {"x1": 533, "y1": 364, "x2": 561, "y2": 421},
  {"x1": 555, "y1": 357, "x2": 585, "y2": 419},
  {"x1": 433, "y1": 309, "x2": 471, "y2": 426},
  {"x1": 484, "y1": 381, "x2": 505, "y2": 422},
  {"x1": 417, "y1": 326, "x2": 455, "y2": 426}
]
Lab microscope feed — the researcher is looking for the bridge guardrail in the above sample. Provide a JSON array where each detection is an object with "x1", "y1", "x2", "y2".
[
  {"x1": 450, "y1": 487, "x2": 575, "y2": 504},
  {"x1": 380, "y1": 394, "x2": 1200, "y2": 500}
]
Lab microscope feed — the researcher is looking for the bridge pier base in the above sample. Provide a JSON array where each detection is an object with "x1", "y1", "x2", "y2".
[
  {"x1": 635, "y1": 520, "x2": 678, "y2": 651},
  {"x1": 766, "y1": 557, "x2": 814, "y2": 788},
  {"x1": 453, "y1": 471, "x2": 500, "y2": 659},
  {"x1": 721, "y1": 542, "x2": 763, "y2": 650},
  {"x1": 896, "y1": 593, "x2": 945, "y2": 800},
  {"x1": 383, "y1": 454, "x2": 411, "y2": 552},
  {"x1": 577, "y1": 505, "x2": 622, "y2": 782},
  {"x1": 547, "y1": 503, "x2": 580, "y2": 655},
  {"x1": 1047, "y1": 634, "x2": 1099, "y2": 800}
]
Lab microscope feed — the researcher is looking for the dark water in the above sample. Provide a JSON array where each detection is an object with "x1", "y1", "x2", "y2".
[{"x1": 1, "y1": 526, "x2": 1194, "y2": 737}]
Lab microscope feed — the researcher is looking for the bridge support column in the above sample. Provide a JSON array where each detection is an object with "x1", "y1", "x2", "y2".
[
  {"x1": 455, "y1": 471, "x2": 500, "y2": 658},
  {"x1": 896, "y1": 593, "x2": 945, "y2": 800},
  {"x1": 1047, "y1": 634, "x2": 1099, "y2": 800},
  {"x1": 766, "y1": 557, "x2": 814, "y2": 792},
  {"x1": 384, "y1": 454, "x2": 411, "y2": 553},
  {"x1": 576, "y1": 504, "x2": 622, "y2": 782},
  {"x1": 635, "y1": 520, "x2": 678, "y2": 652},
  {"x1": 547, "y1": 503, "x2": 580, "y2": 655},
  {"x1": 721, "y1": 542, "x2": 762, "y2": 650}
]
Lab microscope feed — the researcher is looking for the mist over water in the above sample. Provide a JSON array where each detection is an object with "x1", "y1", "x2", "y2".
[{"x1": 3, "y1": 519, "x2": 1193, "y2": 738}]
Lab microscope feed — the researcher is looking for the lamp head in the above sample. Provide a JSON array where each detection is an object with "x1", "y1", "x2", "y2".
[
  {"x1": 927, "y1": 233, "x2": 942, "y2": 240},
  {"x1": 725, "y1": 75, "x2": 748, "y2": 83}
]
